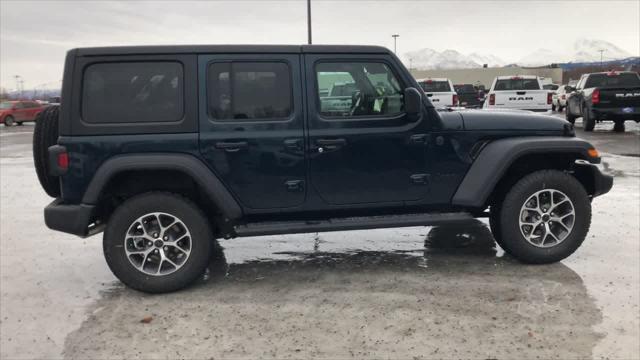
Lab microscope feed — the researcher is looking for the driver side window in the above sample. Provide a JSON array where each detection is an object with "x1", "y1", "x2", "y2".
[{"x1": 315, "y1": 62, "x2": 404, "y2": 118}]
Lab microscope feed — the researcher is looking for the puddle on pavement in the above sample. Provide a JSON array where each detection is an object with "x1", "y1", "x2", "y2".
[{"x1": 63, "y1": 220, "x2": 604, "y2": 359}]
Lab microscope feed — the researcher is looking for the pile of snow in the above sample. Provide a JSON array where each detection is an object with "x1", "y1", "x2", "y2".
[{"x1": 404, "y1": 49, "x2": 504, "y2": 70}]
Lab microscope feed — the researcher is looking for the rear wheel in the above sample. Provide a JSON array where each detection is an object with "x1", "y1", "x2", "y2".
[
  {"x1": 3, "y1": 115, "x2": 14, "y2": 126},
  {"x1": 583, "y1": 105, "x2": 596, "y2": 131},
  {"x1": 613, "y1": 121, "x2": 625, "y2": 133},
  {"x1": 103, "y1": 192, "x2": 214, "y2": 293},
  {"x1": 551, "y1": 104, "x2": 556, "y2": 112},
  {"x1": 17, "y1": 121, "x2": 23, "y2": 126},
  {"x1": 497, "y1": 170, "x2": 591, "y2": 264}
]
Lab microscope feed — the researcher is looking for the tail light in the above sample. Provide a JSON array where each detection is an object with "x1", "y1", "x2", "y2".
[
  {"x1": 489, "y1": 93, "x2": 495, "y2": 105},
  {"x1": 57, "y1": 152, "x2": 69, "y2": 170},
  {"x1": 547, "y1": 92, "x2": 553, "y2": 104},
  {"x1": 48, "y1": 145, "x2": 68, "y2": 176},
  {"x1": 592, "y1": 88, "x2": 600, "y2": 104},
  {"x1": 453, "y1": 94, "x2": 458, "y2": 106}
]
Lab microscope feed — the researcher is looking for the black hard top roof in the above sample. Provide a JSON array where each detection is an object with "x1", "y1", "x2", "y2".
[{"x1": 74, "y1": 44, "x2": 391, "y2": 56}]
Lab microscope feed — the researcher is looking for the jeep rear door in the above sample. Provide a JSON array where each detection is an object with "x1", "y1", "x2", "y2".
[
  {"x1": 198, "y1": 54, "x2": 306, "y2": 210},
  {"x1": 304, "y1": 54, "x2": 430, "y2": 206}
]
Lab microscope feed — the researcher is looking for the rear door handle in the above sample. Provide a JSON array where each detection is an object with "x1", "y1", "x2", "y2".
[{"x1": 215, "y1": 141, "x2": 248, "y2": 152}]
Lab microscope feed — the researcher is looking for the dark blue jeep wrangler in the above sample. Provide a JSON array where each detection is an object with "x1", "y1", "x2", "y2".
[{"x1": 33, "y1": 45, "x2": 613, "y2": 293}]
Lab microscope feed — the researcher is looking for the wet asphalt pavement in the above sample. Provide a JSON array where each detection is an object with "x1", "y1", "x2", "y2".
[{"x1": 0, "y1": 116, "x2": 638, "y2": 359}]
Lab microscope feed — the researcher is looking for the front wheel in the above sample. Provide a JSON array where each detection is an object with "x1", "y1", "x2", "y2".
[
  {"x1": 103, "y1": 192, "x2": 214, "y2": 293},
  {"x1": 497, "y1": 170, "x2": 591, "y2": 264},
  {"x1": 613, "y1": 121, "x2": 625, "y2": 133}
]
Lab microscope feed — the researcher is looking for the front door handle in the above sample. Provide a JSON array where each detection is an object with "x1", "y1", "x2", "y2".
[
  {"x1": 215, "y1": 141, "x2": 248, "y2": 152},
  {"x1": 410, "y1": 134, "x2": 429, "y2": 144},
  {"x1": 316, "y1": 138, "x2": 346, "y2": 147}
]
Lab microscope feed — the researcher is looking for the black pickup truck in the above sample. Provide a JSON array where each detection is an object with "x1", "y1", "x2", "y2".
[
  {"x1": 454, "y1": 84, "x2": 484, "y2": 108},
  {"x1": 566, "y1": 71, "x2": 640, "y2": 132},
  {"x1": 34, "y1": 45, "x2": 612, "y2": 293}
]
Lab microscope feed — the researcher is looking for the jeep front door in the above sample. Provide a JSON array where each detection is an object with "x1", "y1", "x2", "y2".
[{"x1": 305, "y1": 55, "x2": 430, "y2": 206}]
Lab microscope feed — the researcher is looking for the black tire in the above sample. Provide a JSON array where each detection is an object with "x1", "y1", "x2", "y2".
[
  {"x1": 583, "y1": 105, "x2": 595, "y2": 132},
  {"x1": 613, "y1": 121, "x2": 625, "y2": 133},
  {"x1": 103, "y1": 192, "x2": 214, "y2": 293},
  {"x1": 498, "y1": 170, "x2": 591, "y2": 264},
  {"x1": 17, "y1": 121, "x2": 23, "y2": 126},
  {"x1": 4, "y1": 115, "x2": 15, "y2": 126},
  {"x1": 557, "y1": 105, "x2": 563, "y2": 112},
  {"x1": 551, "y1": 104, "x2": 556, "y2": 112},
  {"x1": 565, "y1": 106, "x2": 575, "y2": 124},
  {"x1": 33, "y1": 106, "x2": 61, "y2": 197}
]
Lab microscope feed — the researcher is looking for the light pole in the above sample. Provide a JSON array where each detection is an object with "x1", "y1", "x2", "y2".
[
  {"x1": 307, "y1": 0, "x2": 312, "y2": 45},
  {"x1": 598, "y1": 49, "x2": 605, "y2": 69},
  {"x1": 392, "y1": 34, "x2": 399, "y2": 54}
]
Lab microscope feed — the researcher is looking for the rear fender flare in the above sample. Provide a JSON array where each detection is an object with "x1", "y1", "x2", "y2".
[{"x1": 82, "y1": 153, "x2": 242, "y2": 220}]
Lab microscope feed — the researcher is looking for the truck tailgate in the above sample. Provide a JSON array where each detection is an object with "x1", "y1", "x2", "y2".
[
  {"x1": 493, "y1": 90, "x2": 549, "y2": 108},
  {"x1": 599, "y1": 87, "x2": 640, "y2": 108}
]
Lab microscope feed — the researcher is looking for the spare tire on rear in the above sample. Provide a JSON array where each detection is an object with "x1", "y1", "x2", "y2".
[{"x1": 33, "y1": 105, "x2": 61, "y2": 197}]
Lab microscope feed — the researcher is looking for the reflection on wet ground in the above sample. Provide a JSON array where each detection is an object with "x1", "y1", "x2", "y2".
[{"x1": 64, "y1": 221, "x2": 603, "y2": 359}]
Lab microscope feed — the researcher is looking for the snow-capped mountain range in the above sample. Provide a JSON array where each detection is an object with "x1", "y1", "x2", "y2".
[{"x1": 404, "y1": 38, "x2": 636, "y2": 70}]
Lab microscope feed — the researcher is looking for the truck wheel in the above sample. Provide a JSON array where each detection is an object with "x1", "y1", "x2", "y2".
[
  {"x1": 551, "y1": 104, "x2": 556, "y2": 112},
  {"x1": 613, "y1": 121, "x2": 625, "y2": 133},
  {"x1": 583, "y1": 105, "x2": 595, "y2": 131},
  {"x1": 565, "y1": 108, "x2": 575, "y2": 124},
  {"x1": 498, "y1": 170, "x2": 591, "y2": 264},
  {"x1": 103, "y1": 192, "x2": 214, "y2": 293},
  {"x1": 32, "y1": 106, "x2": 61, "y2": 197},
  {"x1": 4, "y1": 116, "x2": 14, "y2": 126}
]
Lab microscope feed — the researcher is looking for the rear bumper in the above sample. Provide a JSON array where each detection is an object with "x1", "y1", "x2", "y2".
[
  {"x1": 44, "y1": 199, "x2": 100, "y2": 237},
  {"x1": 592, "y1": 107, "x2": 640, "y2": 120}
]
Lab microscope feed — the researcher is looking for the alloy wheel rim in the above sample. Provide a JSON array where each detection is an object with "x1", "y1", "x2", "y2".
[
  {"x1": 124, "y1": 212, "x2": 192, "y2": 276},
  {"x1": 519, "y1": 189, "x2": 575, "y2": 248}
]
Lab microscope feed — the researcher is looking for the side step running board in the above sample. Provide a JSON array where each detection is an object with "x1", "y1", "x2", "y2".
[{"x1": 234, "y1": 212, "x2": 475, "y2": 237}]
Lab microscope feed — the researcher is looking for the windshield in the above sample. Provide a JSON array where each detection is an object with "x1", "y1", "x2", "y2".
[
  {"x1": 494, "y1": 78, "x2": 540, "y2": 91},
  {"x1": 454, "y1": 84, "x2": 476, "y2": 93},
  {"x1": 420, "y1": 81, "x2": 451, "y2": 92},
  {"x1": 0, "y1": 102, "x2": 13, "y2": 109},
  {"x1": 584, "y1": 73, "x2": 640, "y2": 88}
]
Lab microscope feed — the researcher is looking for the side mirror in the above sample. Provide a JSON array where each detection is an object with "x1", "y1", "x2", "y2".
[{"x1": 404, "y1": 87, "x2": 421, "y2": 115}]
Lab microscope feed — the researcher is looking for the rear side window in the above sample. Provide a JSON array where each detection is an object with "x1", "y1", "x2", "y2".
[
  {"x1": 208, "y1": 62, "x2": 292, "y2": 120},
  {"x1": 494, "y1": 78, "x2": 541, "y2": 91},
  {"x1": 82, "y1": 62, "x2": 184, "y2": 124},
  {"x1": 420, "y1": 81, "x2": 451, "y2": 92},
  {"x1": 585, "y1": 73, "x2": 640, "y2": 88}
]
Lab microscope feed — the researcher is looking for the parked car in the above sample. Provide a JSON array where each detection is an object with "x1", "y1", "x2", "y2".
[
  {"x1": 416, "y1": 78, "x2": 458, "y2": 107},
  {"x1": 0, "y1": 100, "x2": 46, "y2": 126},
  {"x1": 36, "y1": 45, "x2": 612, "y2": 293},
  {"x1": 483, "y1": 75, "x2": 552, "y2": 112},
  {"x1": 566, "y1": 71, "x2": 640, "y2": 132},
  {"x1": 454, "y1": 84, "x2": 484, "y2": 108},
  {"x1": 552, "y1": 85, "x2": 570, "y2": 112}
]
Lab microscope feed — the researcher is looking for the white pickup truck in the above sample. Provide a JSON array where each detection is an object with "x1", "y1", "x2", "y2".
[
  {"x1": 483, "y1": 75, "x2": 552, "y2": 112},
  {"x1": 416, "y1": 78, "x2": 458, "y2": 108}
]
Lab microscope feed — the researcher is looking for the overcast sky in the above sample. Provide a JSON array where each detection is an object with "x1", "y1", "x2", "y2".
[{"x1": 1, "y1": 0, "x2": 638, "y2": 90}]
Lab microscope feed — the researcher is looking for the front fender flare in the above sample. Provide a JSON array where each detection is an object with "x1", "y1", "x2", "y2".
[
  {"x1": 451, "y1": 136, "x2": 598, "y2": 208},
  {"x1": 82, "y1": 153, "x2": 242, "y2": 220}
]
